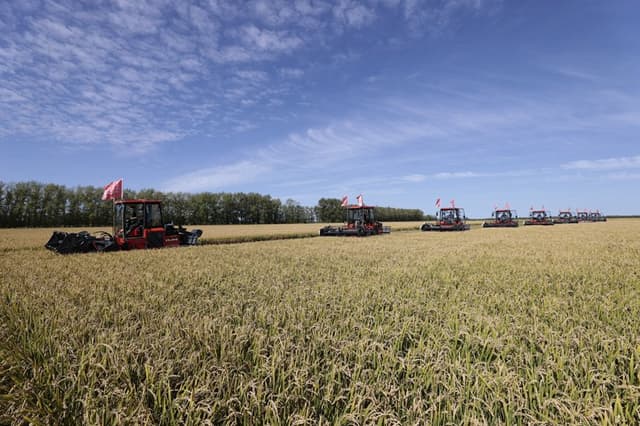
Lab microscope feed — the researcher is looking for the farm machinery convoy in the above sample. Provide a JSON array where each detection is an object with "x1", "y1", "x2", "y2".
[
  {"x1": 45, "y1": 199, "x2": 203, "y2": 254},
  {"x1": 44, "y1": 188, "x2": 609, "y2": 252}
]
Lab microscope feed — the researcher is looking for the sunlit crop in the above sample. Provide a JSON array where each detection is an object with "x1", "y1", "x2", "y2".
[{"x1": 1, "y1": 220, "x2": 639, "y2": 424}]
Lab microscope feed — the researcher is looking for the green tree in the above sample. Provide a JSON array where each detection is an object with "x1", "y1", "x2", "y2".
[{"x1": 316, "y1": 198, "x2": 344, "y2": 222}]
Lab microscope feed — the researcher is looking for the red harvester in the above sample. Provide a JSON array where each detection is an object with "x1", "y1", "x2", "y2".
[
  {"x1": 576, "y1": 210, "x2": 590, "y2": 222},
  {"x1": 524, "y1": 209, "x2": 554, "y2": 226},
  {"x1": 320, "y1": 205, "x2": 390, "y2": 236},
  {"x1": 421, "y1": 207, "x2": 470, "y2": 231},
  {"x1": 553, "y1": 210, "x2": 579, "y2": 224},
  {"x1": 588, "y1": 210, "x2": 607, "y2": 222},
  {"x1": 483, "y1": 208, "x2": 519, "y2": 228},
  {"x1": 45, "y1": 199, "x2": 202, "y2": 254}
]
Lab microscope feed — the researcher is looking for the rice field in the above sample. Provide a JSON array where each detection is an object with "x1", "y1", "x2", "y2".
[{"x1": 1, "y1": 220, "x2": 639, "y2": 424}]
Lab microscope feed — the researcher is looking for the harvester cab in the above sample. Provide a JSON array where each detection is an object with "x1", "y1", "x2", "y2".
[
  {"x1": 524, "y1": 209, "x2": 554, "y2": 226},
  {"x1": 421, "y1": 207, "x2": 470, "y2": 231},
  {"x1": 115, "y1": 200, "x2": 181, "y2": 249},
  {"x1": 45, "y1": 199, "x2": 203, "y2": 254},
  {"x1": 483, "y1": 209, "x2": 519, "y2": 228},
  {"x1": 553, "y1": 210, "x2": 578, "y2": 224},
  {"x1": 319, "y1": 205, "x2": 390, "y2": 236}
]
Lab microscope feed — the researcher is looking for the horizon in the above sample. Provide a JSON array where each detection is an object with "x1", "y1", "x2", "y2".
[{"x1": 2, "y1": 1, "x2": 639, "y2": 216}]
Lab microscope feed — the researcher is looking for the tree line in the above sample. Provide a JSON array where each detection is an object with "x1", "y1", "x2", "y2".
[{"x1": 0, "y1": 181, "x2": 424, "y2": 227}]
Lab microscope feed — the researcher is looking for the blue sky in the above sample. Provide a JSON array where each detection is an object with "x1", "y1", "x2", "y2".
[{"x1": 1, "y1": 0, "x2": 639, "y2": 216}]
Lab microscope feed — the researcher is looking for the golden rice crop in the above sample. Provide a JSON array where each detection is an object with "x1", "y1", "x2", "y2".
[{"x1": 1, "y1": 220, "x2": 639, "y2": 424}]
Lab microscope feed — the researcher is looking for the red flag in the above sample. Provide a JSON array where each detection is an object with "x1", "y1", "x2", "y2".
[
  {"x1": 356, "y1": 194, "x2": 364, "y2": 207},
  {"x1": 505, "y1": 202, "x2": 510, "y2": 210},
  {"x1": 450, "y1": 199, "x2": 455, "y2": 208},
  {"x1": 340, "y1": 195, "x2": 349, "y2": 207},
  {"x1": 435, "y1": 198, "x2": 441, "y2": 208},
  {"x1": 102, "y1": 179, "x2": 123, "y2": 201}
]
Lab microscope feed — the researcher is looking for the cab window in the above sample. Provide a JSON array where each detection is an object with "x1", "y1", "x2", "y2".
[{"x1": 145, "y1": 203, "x2": 163, "y2": 228}]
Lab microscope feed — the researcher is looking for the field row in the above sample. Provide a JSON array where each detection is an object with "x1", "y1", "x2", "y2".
[{"x1": 0, "y1": 222, "x2": 426, "y2": 251}]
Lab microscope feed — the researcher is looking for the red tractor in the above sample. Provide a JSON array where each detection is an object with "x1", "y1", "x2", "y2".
[
  {"x1": 45, "y1": 199, "x2": 202, "y2": 254},
  {"x1": 553, "y1": 210, "x2": 579, "y2": 224},
  {"x1": 421, "y1": 207, "x2": 470, "y2": 231},
  {"x1": 320, "y1": 205, "x2": 389, "y2": 236},
  {"x1": 524, "y1": 209, "x2": 554, "y2": 226},
  {"x1": 483, "y1": 209, "x2": 519, "y2": 228}
]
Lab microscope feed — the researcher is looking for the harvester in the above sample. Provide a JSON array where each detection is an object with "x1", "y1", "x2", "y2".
[
  {"x1": 553, "y1": 210, "x2": 579, "y2": 224},
  {"x1": 45, "y1": 199, "x2": 203, "y2": 254},
  {"x1": 576, "y1": 210, "x2": 590, "y2": 222},
  {"x1": 589, "y1": 211, "x2": 607, "y2": 222},
  {"x1": 524, "y1": 209, "x2": 554, "y2": 226},
  {"x1": 482, "y1": 209, "x2": 519, "y2": 228},
  {"x1": 421, "y1": 207, "x2": 470, "y2": 231},
  {"x1": 319, "y1": 204, "x2": 390, "y2": 236}
]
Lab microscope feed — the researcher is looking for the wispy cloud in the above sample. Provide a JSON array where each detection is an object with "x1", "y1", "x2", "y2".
[
  {"x1": 1, "y1": 0, "x2": 503, "y2": 152},
  {"x1": 402, "y1": 0, "x2": 503, "y2": 36},
  {"x1": 434, "y1": 171, "x2": 480, "y2": 179},
  {"x1": 402, "y1": 174, "x2": 427, "y2": 182},
  {"x1": 164, "y1": 161, "x2": 271, "y2": 192},
  {"x1": 562, "y1": 155, "x2": 640, "y2": 171},
  {"x1": 605, "y1": 172, "x2": 640, "y2": 181}
]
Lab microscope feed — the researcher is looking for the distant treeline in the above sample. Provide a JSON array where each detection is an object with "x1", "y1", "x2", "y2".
[{"x1": 0, "y1": 181, "x2": 425, "y2": 227}]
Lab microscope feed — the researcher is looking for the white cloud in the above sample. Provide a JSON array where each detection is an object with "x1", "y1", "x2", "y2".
[
  {"x1": 562, "y1": 155, "x2": 640, "y2": 171},
  {"x1": 401, "y1": 0, "x2": 502, "y2": 36},
  {"x1": 605, "y1": 172, "x2": 640, "y2": 181},
  {"x1": 434, "y1": 171, "x2": 480, "y2": 179},
  {"x1": 333, "y1": 0, "x2": 376, "y2": 28},
  {"x1": 238, "y1": 24, "x2": 303, "y2": 52},
  {"x1": 280, "y1": 67, "x2": 304, "y2": 78},
  {"x1": 403, "y1": 174, "x2": 427, "y2": 182},
  {"x1": 163, "y1": 161, "x2": 271, "y2": 192}
]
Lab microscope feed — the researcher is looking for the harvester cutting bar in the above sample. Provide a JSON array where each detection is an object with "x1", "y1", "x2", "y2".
[
  {"x1": 45, "y1": 231, "x2": 119, "y2": 254},
  {"x1": 421, "y1": 223, "x2": 470, "y2": 231},
  {"x1": 319, "y1": 226, "x2": 379, "y2": 236}
]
